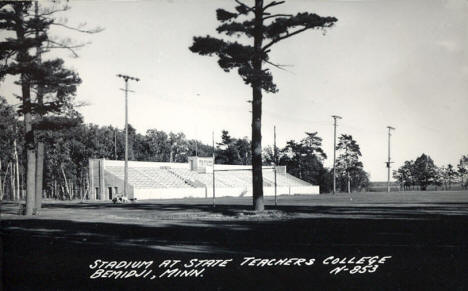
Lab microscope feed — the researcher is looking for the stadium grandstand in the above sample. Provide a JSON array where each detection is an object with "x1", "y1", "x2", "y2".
[{"x1": 88, "y1": 157, "x2": 319, "y2": 200}]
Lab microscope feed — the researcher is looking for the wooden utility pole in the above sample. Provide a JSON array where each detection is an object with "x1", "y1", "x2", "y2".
[
  {"x1": 117, "y1": 74, "x2": 139, "y2": 198},
  {"x1": 386, "y1": 126, "x2": 395, "y2": 192},
  {"x1": 114, "y1": 129, "x2": 117, "y2": 160},
  {"x1": 332, "y1": 115, "x2": 342, "y2": 194}
]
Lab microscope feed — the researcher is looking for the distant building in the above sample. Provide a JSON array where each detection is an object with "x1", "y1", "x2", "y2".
[{"x1": 88, "y1": 157, "x2": 319, "y2": 200}]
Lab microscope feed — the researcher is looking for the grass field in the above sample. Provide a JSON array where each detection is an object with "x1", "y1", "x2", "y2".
[{"x1": 2, "y1": 191, "x2": 468, "y2": 290}]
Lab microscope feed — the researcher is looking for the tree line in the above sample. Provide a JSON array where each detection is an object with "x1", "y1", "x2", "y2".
[
  {"x1": 0, "y1": 101, "x2": 212, "y2": 201},
  {"x1": 0, "y1": 98, "x2": 372, "y2": 201},
  {"x1": 0, "y1": 0, "x2": 342, "y2": 212},
  {"x1": 393, "y1": 154, "x2": 468, "y2": 191}
]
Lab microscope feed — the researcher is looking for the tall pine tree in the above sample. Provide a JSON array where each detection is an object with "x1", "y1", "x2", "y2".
[
  {"x1": 190, "y1": 0, "x2": 337, "y2": 210},
  {"x1": 1, "y1": 1, "x2": 97, "y2": 214}
]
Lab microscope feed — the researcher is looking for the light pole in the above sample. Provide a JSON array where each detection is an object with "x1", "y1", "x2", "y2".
[
  {"x1": 332, "y1": 115, "x2": 342, "y2": 194},
  {"x1": 386, "y1": 126, "x2": 395, "y2": 192},
  {"x1": 117, "y1": 74, "x2": 139, "y2": 198}
]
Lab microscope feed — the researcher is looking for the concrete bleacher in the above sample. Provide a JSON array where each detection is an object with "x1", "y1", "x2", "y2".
[
  {"x1": 92, "y1": 158, "x2": 319, "y2": 200},
  {"x1": 166, "y1": 167, "x2": 311, "y2": 189},
  {"x1": 106, "y1": 166, "x2": 192, "y2": 189}
]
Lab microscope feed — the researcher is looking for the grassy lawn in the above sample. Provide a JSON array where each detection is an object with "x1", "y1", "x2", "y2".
[
  {"x1": 2, "y1": 191, "x2": 468, "y2": 290},
  {"x1": 3, "y1": 190, "x2": 468, "y2": 223}
]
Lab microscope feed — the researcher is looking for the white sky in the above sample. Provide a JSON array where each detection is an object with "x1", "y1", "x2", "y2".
[{"x1": 2, "y1": 0, "x2": 467, "y2": 181}]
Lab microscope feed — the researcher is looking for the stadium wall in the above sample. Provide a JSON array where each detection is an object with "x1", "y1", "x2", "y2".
[{"x1": 133, "y1": 185, "x2": 319, "y2": 200}]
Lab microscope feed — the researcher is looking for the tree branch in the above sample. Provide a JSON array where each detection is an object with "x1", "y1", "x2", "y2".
[
  {"x1": 264, "y1": 59, "x2": 292, "y2": 72},
  {"x1": 235, "y1": 0, "x2": 253, "y2": 11},
  {"x1": 25, "y1": 6, "x2": 70, "y2": 18},
  {"x1": 262, "y1": 27, "x2": 309, "y2": 52},
  {"x1": 263, "y1": 13, "x2": 293, "y2": 21},
  {"x1": 263, "y1": 1, "x2": 285, "y2": 11},
  {"x1": 51, "y1": 22, "x2": 104, "y2": 34},
  {"x1": 45, "y1": 40, "x2": 88, "y2": 58}
]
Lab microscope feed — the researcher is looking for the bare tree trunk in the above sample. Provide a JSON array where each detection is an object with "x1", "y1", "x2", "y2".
[
  {"x1": 13, "y1": 138, "x2": 20, "y2": 201},
  {"x1": 251, "y1": 0, "x2": 265, "y2": 211},
  {"x1": 0, "y1": 160, "x2": 3, "y2": 200},
  {"x1": 347, "y1": 171, "x2": 351, "y2": 194},
  {"x1": 0, "y1": 161, "x2": 6, "y2": 200},
  {"x1": 54, "y1": 180, "x2": 57, "y2": 199},
  {"x1": 60, "y1": 185, "x2": 65, "y2": 200},
  {"x1": 11, "y1": 163, "x2": 16, "y2": 200},
  {"x1": 35, "y1": 142, "x2": 44, "y2": 211},
  {"x1": 61, "y1": 164, "x2": 70, "y2": 200},
  {"x1": 80, "y1": 172, "x2": 83, "y2": 200}
]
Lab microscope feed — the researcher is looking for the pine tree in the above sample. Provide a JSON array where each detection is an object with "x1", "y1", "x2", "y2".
[
  {"x1": 336, "y1": 134, "x2": 366, "y2": 193},
  {"x1": 1, "y1": 1, "x2": 98, "y2": 213},
  {"x1": 190, "y1": 0, "x2": 337, "y2": 210},
  {"x1": 1, "y1": 2, "x2": 45, "y2": 214}
]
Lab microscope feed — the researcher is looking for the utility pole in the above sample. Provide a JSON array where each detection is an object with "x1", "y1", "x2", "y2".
[
  {"x1": 332, "y1": 115, "x2": 342, "y2": 194},
  {"x1": 274, "y1": 125, "x2": 277, "y2": 206},
  {"x1": 114, "y1": 129, "x2": 117, "y2": 160},
  {"x1": 212, "y1": 131, "x2": 216, "y2": 207},
  {"x1": 117, "y1": 74, "x2": 139, "y2": 198},
  {"x1": 386, "y1": 126, "x2": 395, "y2": 192}
]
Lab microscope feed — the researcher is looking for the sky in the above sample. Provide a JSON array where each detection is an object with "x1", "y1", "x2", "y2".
[{"x1": 2, "y1": 0, "x2": 468, "y2": 181}]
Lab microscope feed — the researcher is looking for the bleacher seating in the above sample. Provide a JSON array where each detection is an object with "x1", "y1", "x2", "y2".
[
  {"x1": 105, "y1": 164, "x2": 314, "y2": 190},
  {"x1": 106, "y1": 166, "x2": 192, "y2": 189}
]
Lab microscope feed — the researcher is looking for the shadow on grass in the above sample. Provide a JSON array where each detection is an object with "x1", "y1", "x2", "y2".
[
  {"x1": 2, "y1": 202, "x2": 468, "y2": 291},
  {"x1": 2, "y1": 204, "x2": 468, "y2": 254},
  {"x1": 21, "y1": 200, "x2": 468, "y2": 220}
]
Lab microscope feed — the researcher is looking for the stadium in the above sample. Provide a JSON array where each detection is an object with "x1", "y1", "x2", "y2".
[{"x1": 88, "y1": 156, "x2": 319, "y2": 200}]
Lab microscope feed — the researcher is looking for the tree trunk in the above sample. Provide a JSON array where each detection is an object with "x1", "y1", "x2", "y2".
[
  {"x1": 34, "y1": 0, "x2": 44, "y2": 210},
  {"x1": 80, "y1": 172, "x2": 84, "y2": 200},
  {"x1": 0, "y1": 160, "x2": 3, "y2": 200},
  {"x1": 15, "y1": 6, "x2": 35, "y2": 215},
  {"x1": 0, "y1": 160, "x2": 5, "y2": 200},
  {"x1": 60, "y1": 185, "x2": 65, "y2": 200},
  {"x1": 347, "y1": 171, "x2": 351, "y2": 194},
  {"x1": 24, "y1": 85, "x2": 36, "y2": 215},
  {"x1": 13, "y1": 138, "x2": 20, "y2": 201},
  {"x1": 34, "y1": 1, "x2": 45, "y2": 212},
  {"x1": 61, "y1": 164, "x2": 70, "y2": 200},
  {"x1": 11, "y1": 163, "x2": 16, "y2": 200},
  {"x1": 251, "y1": 0, "x2": 265, "y2": 211},
  {"x1": 35, "y1": 142, "x2": 44, "y2": 211}
]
